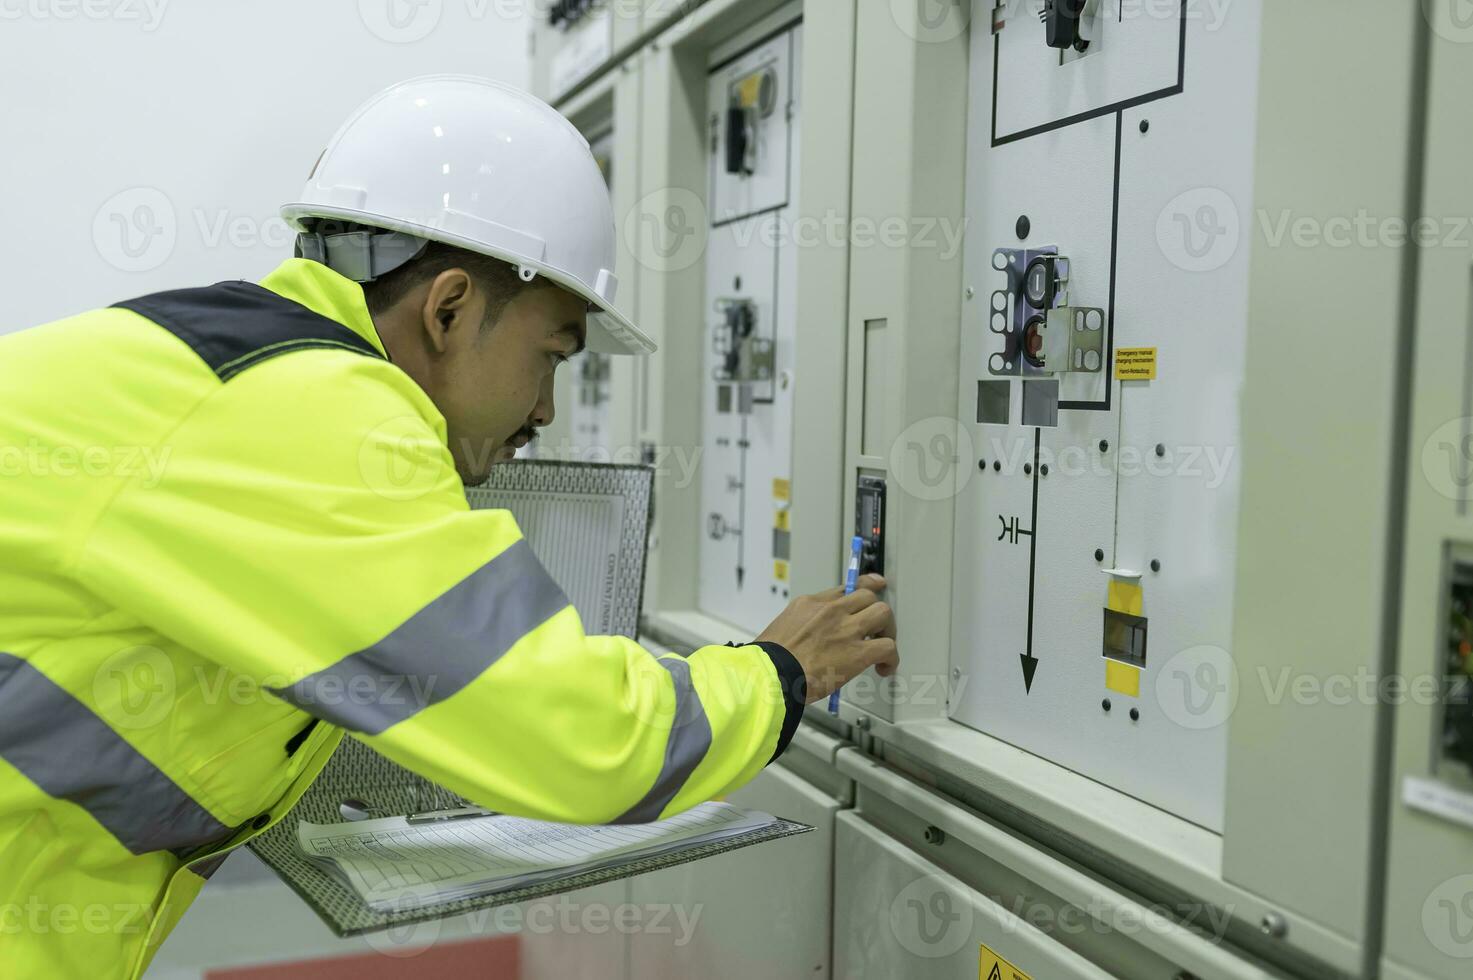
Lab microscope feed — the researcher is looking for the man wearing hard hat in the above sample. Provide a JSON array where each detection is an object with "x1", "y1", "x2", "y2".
[{"x1": 0, "y1": 76, "x2": 898, "y2": 977}]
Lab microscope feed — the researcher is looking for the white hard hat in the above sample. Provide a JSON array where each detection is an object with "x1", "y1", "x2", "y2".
[{"x1": 281, "y1": 74, "x2": 654, "y2": 356}]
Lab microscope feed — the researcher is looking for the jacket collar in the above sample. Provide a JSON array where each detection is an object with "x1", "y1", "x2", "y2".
[{"x1": 258, "y1": 258, "x2": 388, "y2": 358}]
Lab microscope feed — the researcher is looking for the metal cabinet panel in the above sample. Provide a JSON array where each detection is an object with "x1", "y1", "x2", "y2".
[
  {"x1": 833, "y1": 811, "x2": 1111, "y2": 980},
  {"x1": 627, "y1": 763, "x2": 840, "y2": 979},
  {"x1": 1379, "y1": 10, "x2": 1473, "y2": 980}
]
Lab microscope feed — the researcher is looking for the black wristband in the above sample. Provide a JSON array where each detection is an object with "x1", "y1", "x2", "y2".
[{"x1": 751, "y1": 640, "x2": 807, "y2": 764}]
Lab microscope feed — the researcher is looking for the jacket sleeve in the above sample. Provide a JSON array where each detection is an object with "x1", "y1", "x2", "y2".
[{"x1": 73, "y1": 351, "x2": 807, "y2": 824}]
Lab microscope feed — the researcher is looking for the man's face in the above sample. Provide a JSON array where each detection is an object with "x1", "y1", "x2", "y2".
[{"x1": 429, "y1": 279, "x2": 587, "y2": 484}]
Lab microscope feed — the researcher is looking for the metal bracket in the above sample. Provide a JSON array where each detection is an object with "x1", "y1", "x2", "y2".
[{"x1": 1043, "y1": 305, "x2": 1107, "y2": 374}]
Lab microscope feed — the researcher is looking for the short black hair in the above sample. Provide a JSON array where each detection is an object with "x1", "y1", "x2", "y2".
[{"x1": 360, "y1": 239, "x2": 549, "y2": 328}]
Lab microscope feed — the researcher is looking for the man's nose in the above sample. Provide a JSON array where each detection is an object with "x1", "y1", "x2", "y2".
[{"x1": 532, "y1": 373, "x2": 556, "y2": 428}]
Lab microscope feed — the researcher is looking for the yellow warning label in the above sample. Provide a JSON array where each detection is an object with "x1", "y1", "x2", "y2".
[
  {"x1": 1114, "y1": 346, "x2": 1157, "y2": 381},
  {"x1": 1106, "y1": 580, "x2": 1143, "y2": 616},
  {"x1": 736, "y1": 71, "x2": 763, "y2": 109},
  {"x1": 773, "y1": 559, "x2": 790, "y2": 582},
  {"x1": 979, "y1": 942, "x2": 1032, "y2": 980},
  {"x1": 1105, "y1": 659, "x2": 1142, "y2": 697},
  {"x1": 774, "y1": 509, "x2": 790, "y2": 532},
  {"x1": 772, "y1": 478, "x2": 791, "y2": 502}
]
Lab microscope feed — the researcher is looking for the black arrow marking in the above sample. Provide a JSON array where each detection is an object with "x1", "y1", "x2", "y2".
[
  {"x1": 1023, "y1": 427, "x2": 1041, "y2": 694},
  {"x1": 1020, "y1": 652, "x2": 1039, "y2": 694}
]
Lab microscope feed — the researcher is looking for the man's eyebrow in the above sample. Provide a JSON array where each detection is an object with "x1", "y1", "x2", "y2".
[{"x1": 557, "y1": 322, "x2": 586, "y2": 356}]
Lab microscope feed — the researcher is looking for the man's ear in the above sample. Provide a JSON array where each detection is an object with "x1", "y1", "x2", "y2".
[{"x1": 419, "y1": 269, "x2": 475, "y2": 353}]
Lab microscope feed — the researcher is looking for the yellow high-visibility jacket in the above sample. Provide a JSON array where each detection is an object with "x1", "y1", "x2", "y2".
[{"x1": 0, "y1": 258, "x2": 806, "y2": 978}]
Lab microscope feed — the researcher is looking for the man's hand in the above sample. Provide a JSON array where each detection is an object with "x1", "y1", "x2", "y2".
[{"x1": 756, "y1": 574, "x2": 898, "y2": 703}]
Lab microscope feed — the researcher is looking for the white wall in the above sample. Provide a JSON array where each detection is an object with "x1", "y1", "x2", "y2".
[{"x1": 0, "y1": 0, "x2": 531, "y2": 333}]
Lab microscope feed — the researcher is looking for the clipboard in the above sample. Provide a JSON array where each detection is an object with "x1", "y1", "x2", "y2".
[{"x1": 247, "y1": 460, "x2": 813, "y2": 936}]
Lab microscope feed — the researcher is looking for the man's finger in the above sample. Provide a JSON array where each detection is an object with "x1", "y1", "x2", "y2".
[
  {"x1": 853, "y1": 600, "x2": 897, "y2": 640},
  {"x1": 838, "y1": 587, "x2": 880, "y2": 612},
  {"x1": 864, "y1": 636, "x2": 899, "y2": 675}
]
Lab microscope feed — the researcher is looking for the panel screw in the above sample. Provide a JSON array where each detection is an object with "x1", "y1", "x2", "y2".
[
  {"x1": 951, "y1": 667, "x2": 962, "y2": 681},
  {"x1": 1095, "y1": 549, "x2": 1105, "y2": 562},
  {"x1": 1024, "y1": 463, "x2": 1033, "y2": 476},
  {"x1": 993, "y1": 460, "x2": 1002, "y2": 472},
  {"x1": 1155, "y1": 443, "x2": 1166, "y2": 457},
  {"x1": 1040, "y1": 463, "x2": 1050, "y2": 477},
  {"x1": 1102, "y1": 698, "x2": 1112, "y2": 712},
  {"x1": 1260, "y1": 913, "x2": 1288, "y2": 939},
  {"x1": 1139, "y1": 119, "x2": 1150, "y2": 134},
  {"x1": 978, "y1": 459, "x2": 986, "y2": 471},
  {"x1": 923, "y1": 826, "x2": 946, "y2": 846},
  {"x1": 965, "y1": 286, "x2": 975, "y2": 299},
  {"x1": 1099, "y1": 439, "x2": 1109, "y2": 452},
  {"x1": 1130, "y1": 707, "x2": 1140, "y2": 721},
  {"x1": 1150, "y1": 559, "x2": 1161, "y2": 572},
  {"x1": 1016, "y1": 215, "x2": 1031, "y2": 239},
  {"x1": 855, "y1": 716, "x2": 871, "y2": 731}
]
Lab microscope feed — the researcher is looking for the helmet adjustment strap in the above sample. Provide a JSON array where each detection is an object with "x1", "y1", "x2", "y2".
[{"x1": 295, "y1": 228, "x2": 430, "y2": 283}]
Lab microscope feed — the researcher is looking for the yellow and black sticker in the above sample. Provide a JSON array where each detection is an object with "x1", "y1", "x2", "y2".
[
  {"x1": 1104, "y1": 578, "x2": 1145, "y2": 696},
  {"x1": 1114, "y1": 346, "x2": 1157, "y2": 381},
  {"x1": 772, "y1": 478, "x2": 791, "y2": 502},
  {"x1": 979, "y1": 942, "x2": 1032, "y2": 980},
  {"x1": 774, "y1": 509, "x2": 791, "y2": 532},
  {"x1": 773, "y1": 559, "x2": 790, "y2": 582}
]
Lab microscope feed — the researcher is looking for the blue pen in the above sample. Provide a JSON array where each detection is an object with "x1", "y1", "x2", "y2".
[{"x1": 828, "y1": 535, "x2": 864, "y2": 713}]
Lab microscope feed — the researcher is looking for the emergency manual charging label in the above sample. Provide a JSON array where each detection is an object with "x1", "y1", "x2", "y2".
[
  {"x1": 979, "y1": 942, "x2": 1032, "y2": 980},
  {"x1": 1114, "y1": 347, "x2": 1158, "y2": 381}
]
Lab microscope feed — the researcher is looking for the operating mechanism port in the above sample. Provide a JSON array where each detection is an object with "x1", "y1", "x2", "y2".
[
  {"x1": 712, "y1": 298, "x2": 774, "y2": 392},
  {"x1": 989, "y1": 247, "x2": 1105, "y2": 378}
]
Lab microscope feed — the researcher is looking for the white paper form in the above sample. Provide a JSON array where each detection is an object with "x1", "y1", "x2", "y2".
[{"x1": 297, "y1": 801, "x2": 776, "y2": 911}]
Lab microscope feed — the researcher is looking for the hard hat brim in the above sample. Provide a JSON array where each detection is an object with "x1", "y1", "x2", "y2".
[{"x1": 280, "y1": 202, "x2": 657, "y2": 356}]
